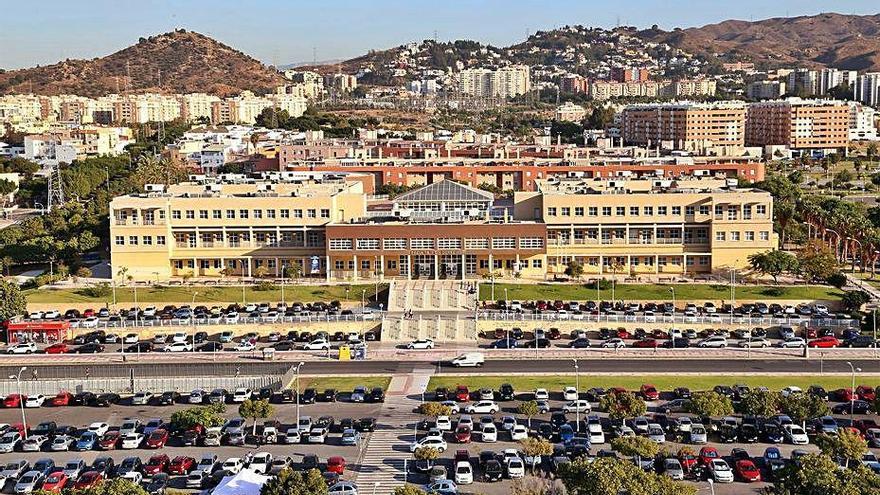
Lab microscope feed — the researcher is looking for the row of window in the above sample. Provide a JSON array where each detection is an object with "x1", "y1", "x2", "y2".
[
  {"x1": 545, "y1": 204, "x2": 767, "y2": 218},
  {"x1": 115, "y1": 235, "x2": 166, "y2": 246},
  {"x1": 328, "y1": 237, "x2": 545, "y2": 251},
  {"x1": 550, "y1": 255, "x2": 711, "y2": 267},
  {"x1": 170, "y1": 208, "x2": 331, "y2": 220},
  {"x1": 715, "y1": 231, "x2": 770, "y2": 242}
]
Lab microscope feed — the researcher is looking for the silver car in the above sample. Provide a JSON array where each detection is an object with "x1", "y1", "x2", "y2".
[
  {"x1": 663, "y1": 458, "x2": 684, "y2": 480},
  {"x1": 14, "y1": 470, "x2": 44, "y2": 494}
]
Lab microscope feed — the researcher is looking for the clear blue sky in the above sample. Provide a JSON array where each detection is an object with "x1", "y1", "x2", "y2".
[{"x1": 1, "y1": 0, "x2": 877, "y2": 69}]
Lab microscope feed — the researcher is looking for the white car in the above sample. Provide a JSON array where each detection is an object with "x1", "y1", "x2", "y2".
[
  {"x1": 88, "y1": 422, "x2": 110, "y2": 436},
  {"x1": 697, "y1": 336, "x2": 727, "y2": 348},
  {"x1": 481, "y1": 424, "x2": 498, "y2": 443},
  {"x1": 221, "y1": 458, "x2": 244, "y2": 474},
  {"x1": 600, "y1": 338, "x2": 626, "y2": 348},
  {"x1": 465, "y1": 401, "x2": 499, "y2": 414},
  {"x1": 302, "y1": 339, "x2": 330, "y2": 351},
  {"x1": 120, "y1": 471, "x2": 143, "y2": 484},
  {"x1": 710, "y1": 459, "x2": 734, "y2": 483},
  {"x1": 24, "y1": 395, "x2": 46, "y2": 408},
  {"x1": 454, "y1": 461, "x2": 473, "y2": 485},
  {"x1": 123, "y1": 333, "x2": 139, "y2": 344},
  {"x1": 142, "y1": 306, "x2": 157, "y2": 317},
  {"x1": 533, "y1": 388, "x2": 549, "y2": 401},
  {"x1": 410, "y1": 437, "x2": 447, "y2": 453},
  {"x1": 440, "y1": 401, "x2": 460, "y2": 414},
  {"x1": 162, "y1": 342, "x2": 192, "y2": 352},
  {"x1": 232, "y1": 388, "x2": 252, "y2": 403},
  {"x1": 234, "y1": 341, "x2": 256, "y2": 352},
  {"x1": 563, "y1": 387, "x2": 578, "y2": 401},
  {"x1": 28, "y1": 311, "x2": 44, "y2": 320},
  {"x1": 152, "y1": 334, "x2": 168, "y2": 344},
  {"x1": 435, "y1": 416, "x2": 452, "y2": 431},
  {"x1": 778, "y1": 337, "x2": 807, "y2": 348},
  {"x1": 780, "y1": 386, "x2": 803, "y2": 398},
  {"x1": 563, "y1": 400, "x2": 591, "y2": 413},
  {"x1": 21, "y1": 435, "x2": 47, "y2": 452},
  {"x1": 120, "y1": 418, "x2": 141, "y2": 435},
  {"x1": 48, "y1": 435, "x2": 72, "y2": 452},
  {"x1": 6, "y1": 342, "x2": 37, "y2": 354},
  {"x1": 407, "y1": 339, "x2": 435, "y2": 349},
  {"x1": 663, "y1": 458, "x2": 685, "y2": 480},
  {"x1": 131, "y1": 392, "x2": 153, "y2": 405},
  {"x1": 510, "y1": 424, "x2": 528, "y2": 441},
  {"x1": 43, "y1": 310, "x2": 61, "y2": 319},
  {"x1": 121, "y1": 433, "x2": 144, "y2": 449},
  {"x1": 784, "y1": 424, "x2": 809, "y2": 445},
  {"x1": 282, "y1": 428, "x2": 301, "y2": 444},
  {"x1": 329, "y1": 481, "x2": 359, "y2": 495},
  {"x1": 588, "y1": 418, "x2": 606, "y2": 444},
  {"x1": 14, "y1": 470, "x2": 43, "y2": 494},
  {"x1": 171, "y1": 332, "x2": 189, "y2": 343},
  {"x1": 249, "y1": 452, "x2": 273, "y2": 474},
  {"x1": 80, "y1": 317, "x2": 99, "y2": 328},
  {"x1": 506, "y1": 457, "x2": 525, "y2": 478}
]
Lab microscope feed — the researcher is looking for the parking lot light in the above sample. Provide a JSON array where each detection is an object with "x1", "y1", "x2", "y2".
[
  {"x1": 10, "y1": 367, "x2": 27, "y2": 439},
  {"x1": 572, "y1": 359, "x2": 580, "y2": 432}
]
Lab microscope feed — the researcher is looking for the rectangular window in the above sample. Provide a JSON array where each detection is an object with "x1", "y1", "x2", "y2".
[
  {"x1": 574, "y1": 207, "x2": 584, "y2": 216},
  {"x1": 253, "y1": 210, "x2": 262, "y2": 219},
  {"x1": 658, "y1": 206, "x2": 667, "y2": 215},
  {"x1": 547, "y1": 207, "x2": 557, "y2": 216},
  {"x1": 199, "y1": 210, "x2": 208, "y2": 219},
  {"x1": 643, "y1": 206, "x2": 653, "y2": 216},
  {"x1": 115, "y1": 236, "x2": 124, "y2": 245},
  {"x1": 602, "y1": 207, "x2": 611, "y2": 216},
  {"x1": 561, "y1": 207, "x2": 571, "y2": 216},
  {"x1": 383, "y1": 238, "x2": 407, "y2": 250},
  {"x1": 672, "y1": 206, "x2": 681, "y2": 215},
  {"x1": 212, "y1": 210, "x2": 221, "y2": 219},
  {"x1": 686, "y1": 257, "x2": 695, "y2": 266},
  {"x1": 686, "y1": 206, "x2": 695, "y2": 215},
  {"x1": 465, "y1": 238, "x2": 489, "y2": 249},
  {"x1": 294, "y1": 209, "x2": 303, "y2": 218},
  {"x1": 745, "y1": 231, "x2": 755, "y2": 241},
  {"x1": 730, "y1": 231, "x2": 740, "y2": 241},
  {"x1": 335, "y1": 261, "x2": 344, "y2": 270},
  {"x1": 715, "y1": 205, "x2": 723, "y2": 216},
  {"x1": 492, "y1": 237, "x2": 516, "y2": 249},
  {"x1": 128, "y1": 236, "x2": 138, "y2": 245},
  {"x1": 757, "y1": 205, "x2": 767, "y2": 215},
  {"x1": 266, "y1": 209, "x2": 276, "y2": 219},
  {"x1": 239, "y1": 209, "x2": 249, "y2": 219},
  {"x1": 727, "y1": 206, "x2": 738, "y2": 220},
  {"x1": 616, "y1": 207, "x2": 625, "y2": 216},
  {"x1": 588, "y1": 207, "x2": 597, "y2": 216},
  {"x1": 356, "y1": 238, "x2": 380, "y2": 250},
  {"x1": 157, "y1": 236, "x2": 166, "y2": 245},
  {"x1": 410, "y1": 238, "x2": 434, "y2": 249},
  {"x1": 280, "y1": 209, "x2": 290, "y2": 218},
  {"x1": 760, "y1": 231, "x2": 769, "y2": 241},
  {"x1": 226, "y1": 210, "x2": 235, "y2": 219},
  {"x1": 142, "y1": 236, "x2": 152, "y2": 245},
  {"x1": 437, "y1": 238, "x2": 462, "y2": 249},
  {"x1": 307, "y1": 209, "x2": 317, "y2": 218},
  {"x1": 629, "y1": 206, "x2": 639, "y2": 216},
  {"x1": 361, "y1": 260, "x2": 370, "y2": 270},
  {"x1": 320, "y1": 209, "x2": 330, "y2": 218},
  {"x1": 387, "y1": 260, "x2": 397, "y2": 270},
  {"x1": 699, "y1": 205, "x2": 709, "y2": 215},
  {"x1": 743, "y1": 205, "x2": 752, "y2": 219},
  {"x1": 699, "y1": 256, "x2": 710, "y2": 265},
  {"x1": 329, "y1": 239, "x2": 353, "y2": 250},
  {"x1": 172, "y1": 210, "x2": 181, "y2": 220},
  {"x1": 519, "y1": 237, "x2": 544, "y2": 249},
  {"x1": 715, "y1": 232, "x2": 726, "y2": 241},
  {"x1": 185, "y1": 210, "x2": 195, "y2": 219}
]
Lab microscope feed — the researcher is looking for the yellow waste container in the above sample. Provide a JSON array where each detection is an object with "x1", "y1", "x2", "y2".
[{"x1": 338, "y1": 345, "x2": 351, "y2": 360}]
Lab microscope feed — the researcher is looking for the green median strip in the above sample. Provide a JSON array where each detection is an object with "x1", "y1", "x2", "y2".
[
  {"x1": 428, "y1": 375, "x2": 864, "y2": 393},
  {"x1": 295, "y1": 376, "x2": 392, "y2": 391},
  {"x1": 478, "y1": 283, "x2": 842, "y2": 302}
]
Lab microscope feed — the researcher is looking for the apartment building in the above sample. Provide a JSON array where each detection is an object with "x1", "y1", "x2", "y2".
[
  {"x1": 514, "y1": 177, "x2": 776, "y2": 276},
  {"x1": 856, "y1": 73, "x2": 880, "y2": 107},
  {"x1": 621, "y1": 102, "x2": 747, "y2": 149},
  {"x1": 457, "y1": 66, "x2": 531, "y2": 98},
  {"x1": 745, "y1": 98, "x2": 850, "y2": 152},
  {"x1": 555, "y1": 102, "x2": 587, "y2": 122},
  {"x1": 109, "y1": 174, "x2": 368, "y2": 280},
  {"x1": 560, "y1": 74, "x2": 588, "y2": 94},
  {"x1": 588, "y1": 79, "x2": 716, "y2": 101},
  {"x1": 747, "y1": 81, "x2": 786, "y2": 100},
  {"x1": 849, "y1": 102, "x2": 878, "y2": 141},
  {"x1": 611, "y1": 67, "x2": 650, "y2": 83}
]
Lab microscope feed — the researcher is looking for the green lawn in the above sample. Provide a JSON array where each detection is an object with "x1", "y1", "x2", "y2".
[
  {"x1": 479, "y1": 283, "x2": 841, "y2": 302},
  {"x1": 428, "y1": 375, "x2": 863, "y2": 393},
  {"x1": 25, "y1": 284, "x2": 387, "y2": 305},
  {"x1": 297, "y1": 376, "x2": 391, "y2": 391}
]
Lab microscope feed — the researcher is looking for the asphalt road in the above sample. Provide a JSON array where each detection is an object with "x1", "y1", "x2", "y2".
[{"x1": 3, "y1": 358, "x2": 877, "y2": 381}]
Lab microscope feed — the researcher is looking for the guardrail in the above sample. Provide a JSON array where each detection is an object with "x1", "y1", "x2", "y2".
[
  {"x1": 475, "y1": 311, "x2": 857, "y2": 328},
  {"x1": 68, "y1": 313, "x2": 384, "y2": 330}
]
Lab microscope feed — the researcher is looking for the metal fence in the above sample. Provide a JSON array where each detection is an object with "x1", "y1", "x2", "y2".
[
  {"x1": 475, "y1": 311, "x2": 858, "y2": 328},
  {"x1": 0, "y1": 361, "x2": 292, "y2": 380},
  {"x1": 0, "y1": 375, "x2": 280, "y2": 396},
  {"x1": 70, "y1": 313, "x2": 384, "y2": 330}
]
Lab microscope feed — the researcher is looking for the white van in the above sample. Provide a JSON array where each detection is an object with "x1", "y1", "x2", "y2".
[{"x1": 450, "y1": 352, "x2": 485, "y2": 367}]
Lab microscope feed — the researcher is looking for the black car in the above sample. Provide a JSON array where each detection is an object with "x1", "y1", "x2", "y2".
[
  {"x1": 713, "y1": 385, "x2": 735, "y2": 398},
  {"x1": 499, "y1": 384, "x2": 515, "y2": 401},
  {"x1": 807, "y1": 385, "x2": 828, "y2": 401},
  {"x1": 585, "y1": 388, "x2": 606, "y2": 401},
  {"x1": 663, "y1": 338, "x2": 690, "y2": 348},
  {"x1": 368, "y1": 387, "x2": 386, "y2": 403},
  {"x1": 300, "y1": 388, "x2": 317, "y2": 404},
  {"x1": 719, "y1": 424, "x2": 738, "y2": 443},
  {"x1": 146, "y1": 473, "x2": 169, "y2": 495},
  {"x1": 845, "y1": 336, "x2": 878, "y2": 348},
  {"x1": 674, "y1": 387, "x2": 692, "y2": 399},
  {"x1": 116, "y1": 456, "x2": 143, "y2": 477},
  {"x1": 92, "y1": 456, "x2": 115, "y2": 476},
  {"x1": 832, "y1": 400, "x2": 872, "y2": 415},
  {"x1": 32, "y1": 421, "x2": 58, "y2": 437},
  {"x1": 550, "y1": 412, "x2": 568, "y2": 430},
  {"x1": 158, "y1": 391, "x2": 180, "y2": 405},
  {"x1": 73, "y1": 331, "x2": 105, "y2": 345},
  {"x1": 93, "y1": 393, "x2": 121, "y2": 407},
  {"x1": 75, "y1": 343, "x2": 105, "y2": 354},
  {"x1": 123, "y1": 342, "x2": 153, "y2": 353},
  {"x1": 434, "y1": 387, "x2": 449, "y2": 401},
  {"x1": 197, "y1": 342, "x2": 223, "y2": 352},
  {"x1": 272, "y1": 341, "x2": 296, "y2": 351},
  {"x1": 278, "y1": 390, "x2": 295, "y2": 403},
  {"x1": 483, "y1": 459, "x2": 503, "y2": 482},
  {"x1": 739, "y1": 424, "x2": 759, "y2": 443},
  {"x1": 208, "y1": 389, "x2": 227, "y2": 404},
  {"x1": 536, "y1": 423, "x2": 555, "y2": 440},
  {"x1": 299, "y1": 454, "x2": 321, "y2": 471},
  {"x1": 762, "y1": 423, "x2": 784, "y2": 443},
  {"x1": 254, "y1": 387, "x2": 274, "y2": 401},
  {"x1": 569, "y1": 338, "x2": 591, "y2": 349},
  {"x1": 321, "y1": 389, "x2": 338, "y2": 402},
  {"x1": 194, "y1": 332, "x2": 208, "y2": 344},
  {"x1": 412, "y1": 458, "x2": 434, "y2": 473},
  {"x1": 356, "y1": 418, "x2": 376, "y2": 432},
  {"x1": 530, "y1": 338, "x2": 552, "y2": 348}
]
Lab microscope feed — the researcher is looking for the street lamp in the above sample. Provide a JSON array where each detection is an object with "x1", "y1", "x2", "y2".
[
  {"x1": 669, "y1": 287, "x2": 676, "y2": 349},
  {"x1": 9, "y1": 367, "x2": 27, "y2": 439},
  {"x1": 504, "y1": 288, "x2": 509, "y2": 314},
  {"x1": 572, "y1": 359, "x2": 580, "y2": 432},
  {"x1": 280, "y1": 264, "x2": 287, "y2": 305},
  {"x1": 846, "y1": 361, "x2": 861, "y2": 416},
  {"x1": 295, "y1": 362, "x2": 305, "y2": 428},
  {"x1": 191, "y1": 291, "x2": 198, "y2": 353}
]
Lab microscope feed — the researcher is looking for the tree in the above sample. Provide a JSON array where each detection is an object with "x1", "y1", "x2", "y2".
[
  {"x1": 610, "y1": 436, "x2": 660, "y2": 459},
  {"x1": 260, "y1": 468, "x2": 327, "y2": 495},
  {"x1": 747, "y1": 250, "x2": 798, "y2": 283},
  {"x1": 599, "y1": 391, "x2": 647, "y2": 421},
  {"x1": 686, "y1": 391, "x2": 734, "y2": 417},
  {"x1": 392, "y1": 486, "x2": 428, "y2": 495},
  {"x1": 770, "y1": 453, "x2": 880, "y2": 495},
  {"x1": 519, "y1": 437, "x2": 554, "y2": 460},
  {"x1": 815, "y1": 430, "x2": 868, "y2": 468},
  {"x1": 779, "y1": 393, "x2": 830, "y2": 424},
  {"x1": 254, "y1": 265, "x2": 270, "y2": 278},
  {"x1": 842, "y1": 290, "x2": 870, "y2": 312},
  {"x1": 564, "y1": 260, "x2": 584, "y2": 281},
  {"x1": 558, "y1": 457, "x2": 696, "y2": 495},
  {"x1": 826, "y1": 272, "x2": 848, "y2": 289},
  {"x1": 239, "y1": 399, "x2": 274, "y2": 435},
  {"x1": 413, "y1": 446, "x2": 441, "y2": 461},
  {"x1": 419, "y1": 402, "x2": 452, "y2": 418},
  {"x1": 868, "y1": 142, "x2": 879, "y2": 168},
  {"x1": 738, "y1": 389, "x2": 781, "y2": 417},
  {"x1": 60, "y1": 478, "x2": 150, "y2": 495},
  {"x1": 798, "y1": 241, "x2": 839, "y2": 282},
  {"x1": 0, "y1": 280, "x2": 26, "y2": 321},
  {"x1": 518, "y1": 401, "x2": 540, "y2": 428},
  {"x1": 169, "y1": 404, "x2": 226, "y2": 431}
]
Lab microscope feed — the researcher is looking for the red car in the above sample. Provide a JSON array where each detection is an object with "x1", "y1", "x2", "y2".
[
  {"x1": 856, "y1": 386, "x2": 876, "y2": 402},
  {"x1": 327, "y1": 456, "x2": 346, "y2": 475},
  {"x1": 9, "y1": 423, "x2": 26, "y2": 436},
  {"x1": 455, "y1": 386, "x2": 470, "y2": 402},
  {"x1": 678, "y1": 452, "x2": 698, "y2": 473},
  {"x1": 144, "y1": 454, "x2": 170, "y2": 475},
  {"x1": 51, "y1": 392, "x2": 74, "y2": 407},
  {"x1": 3, "y1": 394, "x2": 24, "y2": 408},
  {"x1": 41, "y1": 471, "x2": 69, "y2": 493},
  {"x1": 168, "y1": 456, "x2": 196, "y2": 475},
  {"x1": 699, "y1": 446, "x2": 720, "y2": 466},
  {"x1": 44, "y1": 343, "x2": 69, "y2": 354},
  {"x1": 835, "y1": 388, "x2": 857, "y2": 402},
  {"x1": 82, "y1": 309, "x2": 95, "y2": 317},
  {"x1": 639, "y1": 384, "x2": 659, "y2": 400},
  {"x1": 99, "y1": 431, "x2": 121, "y2": 450},
  {"x1": 73, "y1": 471, "x2": 103, "y2": 490},
  {"x1": 854, "y1": 419, "x2": 880, "y2": 434},
  {"x1": 616, "y1": 328, "x2": 632, "y2": 339},
  {"x1": 735, "y1": 460, "x2": 761, "y2": 482},
  {"x1": 455, "y1": 426, "x2": 472, "y2": 443},
  {"x1": 146, "y1": 429, "x2": 169, "y2": 448},
  {"x1": 633, "y1": 339, "x2": 658, "y2": 349},
  {"x1": 808, "y1": 336, "x2": 840, "y2": 348}
]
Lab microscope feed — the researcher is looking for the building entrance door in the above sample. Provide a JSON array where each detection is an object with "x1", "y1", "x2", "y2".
[{"x1": 413, "y1": 255, "x2": 435, "y2": 279}]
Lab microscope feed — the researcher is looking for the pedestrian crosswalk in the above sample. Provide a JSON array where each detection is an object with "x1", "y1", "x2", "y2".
[{"x1": 353, "y1": 375, "x2": 429, "y2": 495}]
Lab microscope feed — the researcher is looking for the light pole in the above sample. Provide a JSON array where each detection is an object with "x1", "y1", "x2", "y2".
[
  {"x1": 572, "y1": 359, "x2": 580, "y2": 432},
  {"x1": 10, "y1": 367, "x2": 27, "y2": 439},
  {"x1": 707, "y1": 478, "x2": 715, "y2": 495},
  {"x1": 280, "y1": 264, "x2": 286, "y2": 305},
  {"x1": 504, "y1": 288, "x2": 509, "y2": 314},
  {"x1": 846, "y1": 361, "x2": 861, "y2": 416},
  {"x1": 361, "y1": 289, "x2": 367, "y2": 335},
  {"x1": 669, "y1": 287, "x2": 676, "y2": 348},
  {"x1": 729, "y1": 269, "x2": 736, "y2": 324},
  {"x1": 295, "y1": 362, "x2": 305, "y2": 428},
  {"x1": 191, "y1": 291, "x2": 198, "y2": 353}
]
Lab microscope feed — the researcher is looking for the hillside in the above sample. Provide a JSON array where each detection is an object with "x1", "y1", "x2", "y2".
[
  {"x1": 639, "y1": 12, "x2": 880, "y2": 71},
  {"x1": 0, "y1": 30, "x2": 286, "y2": 97}
]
